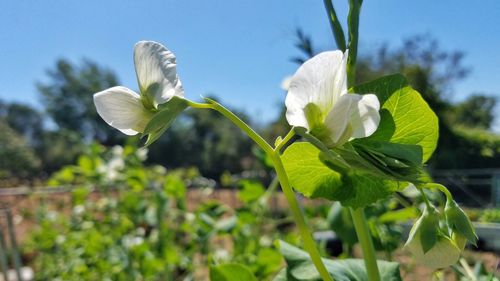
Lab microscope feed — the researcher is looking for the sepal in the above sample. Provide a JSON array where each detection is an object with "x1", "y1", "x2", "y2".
[
  {"x1": 142, "y1": 96, "x2": 188, "y2": 146},
  {"x1": 445, "y1": 199, "x2": 478, "y2": 246}
]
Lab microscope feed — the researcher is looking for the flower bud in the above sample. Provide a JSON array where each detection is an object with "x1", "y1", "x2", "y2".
[
  {"x1": 405, "y1": 233, "x2": 461, "y2": 269},
  {"x1": 405, "y1": 206, "x2": 461, "y2": 269},
  {"x1": 445, "y1": 199, "x2": 478, "y2": 246}
]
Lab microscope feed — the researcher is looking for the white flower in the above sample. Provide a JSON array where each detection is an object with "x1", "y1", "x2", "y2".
[
  {"x1": 93, "y1": 41, "x2": 184, "y2": 135},
  {"x1": 285, "y1": 50, "x2": 380, "y2": 147}
]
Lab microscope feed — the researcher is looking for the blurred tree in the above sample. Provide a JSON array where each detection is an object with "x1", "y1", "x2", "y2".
[
  {"x1": 37, "y1": 59, "x2": 124, "y2": 144},
  {"x1": 0, "y1": 100, "x2": 84, "y2": 176},
  {"x1": 356, "y1": 34, "x2": 469, "y2": 114},
  {"x1": 3, "y1": 102, "x2": 44, "y2": 146},
  {"x1": 0, "y1": 120, "x2": 41, "y2": 178},
  {"x1": 452, "y1": 94, "x2": 497, "y2": 129}
]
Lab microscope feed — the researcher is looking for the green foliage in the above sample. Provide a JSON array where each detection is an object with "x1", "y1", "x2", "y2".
[
  {"x1": 445, "y1": 199, "x2": 478, "y2": 245},
  {"x1": 323, "y1": 199, "x2": 418, "y2": 258},
  {"x1": 283, "y1": 142, "x2": 408, "y2": 208},
  {"x1": 282, "y1": 142, "x2": 345, "y2": 201},
  {"x1": 452, "y1": 95, "x2": 497, "y2": 129},
  {"x1": 238, "y1": 180, "x2": 266, "y2": 204},
  {"x1": 353, "y1": 74, "x2": 438, "y2": 162},
  {"x1": 274, "y1": 240, "x2": 402, "y2": 281},
  {"x1": 282, "y1": 74, "x2": 439, "y2": 208},
  {"x1": 480, "y1": 209, "x2": 500, "y2": 223},
  {"x1": 0, "y1": 120, "x2": 40, "y2": 178},
  {"x1": 37, "y1": 59, "x2": 123, "y2": 143},
  {"x1": 2, "y1": 102, "x2": 44, "y2": 144},
  {"x1": 27, "y1": 144, "x2": 286, "y2": 280},
  {"x1": 327, "y1": 202, "x2": 357, "y2": 247},
  {"x1": 47, "y1": 142, "x2": 162, "y2": 189},
  {"x1": 210, "y1": 263, "x2": 257, "y2": 281}
]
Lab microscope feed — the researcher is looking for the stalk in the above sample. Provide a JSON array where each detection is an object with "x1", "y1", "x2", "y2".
[
  {"x1": 323, "y1": 0, "x2": 347, "y2": 51},
  {"x1": 350, "y1": 207, "x2": 381, "y2": 281},
  {"x1": 272, "y1": 152, "x2": 333, "y2": 281},
  {"x1": 190, "y1": 100, "x2": 333, "y2": 281},
  {"x1": 346, "y1": 0, "x2": 362, "y2": 86}
]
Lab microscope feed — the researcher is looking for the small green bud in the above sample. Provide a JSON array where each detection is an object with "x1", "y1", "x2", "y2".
[
  {"x1": 405, "y1": 233, "x2": 461, "y2": 269},
  {"x1": 445, "y1": 199, "x2": 478, "y2": 246},
  {"x1": 274, "y1": 136, "x2": 283, "y2": 148},
  {"x1": 407, "y1": 206, "x2": 440, "y2": 253}
]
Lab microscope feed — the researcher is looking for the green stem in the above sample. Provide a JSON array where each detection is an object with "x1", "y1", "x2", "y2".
[
  {"x1": 323, "y1": 0, "x2": 347, "y2": 51},
  {"x1": 189, "y1": 100, "x2": 274, "y2": 155},
  {"x1": 193, "y1": 100, "x2": 333, "y2": 281},
  {"x1": 275, "y1": 128, "x2": 296, "y2": 152},
  {"x1": 350, "y1": 207, "x2": 380, "y2": 281},
  {"x1": 347, "y1": 0, "x2": 362, "y2": 86},
  {"x1": 417, "y1": 187, "x2": 433, "y2": 209},
  {"x1": 421, "y1": 183, "x2": 453, "y2": 201},
  {"x1": 272, "y1": 152, "x2": 333, "y2": 281}
]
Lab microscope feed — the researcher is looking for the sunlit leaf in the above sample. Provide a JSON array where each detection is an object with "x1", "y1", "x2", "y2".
[
  {"x1": 353, "y1": 74, "x2": 438, "y2": 162},
  {"x1": 210, "y1": 263, "x2": 257, "y2": 281}
]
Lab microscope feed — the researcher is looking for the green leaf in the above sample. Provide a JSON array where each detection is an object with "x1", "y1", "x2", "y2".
[
  {"x1": 353, "y1": 140, "x2": 423, "y2": 166},
  {"x1": 163, "y1": 173, "x2": 186, "y2": 199},
  {"x1": 348, "y1": 141, "x2": 425, "y2": 183},
  {"x1": 445, "y1": 199, "x2": 478, "y2": 245},
  {"x1": 353, "y1": 74, "x2": 438, "y2": 162},
  {"x1": 414, "y1": 207, "x2": 440, "y2": 253},
  {"x1": 282, "y1": 142, "x2": 407, "y2": 208},
  {"x1": 340, "y1": 173, "x2": 405, "y2": 208},
  {"x1": 274, "y1": 240, "x2": 402, "y2": 281},
  {"x1": 210, "y1": 263, "x2": 257, "y2": 281},
  {"x1": 281, "y1": 142, "x2": 350, "y2": 201},
  {"x1": 142, "y1": 96, "x2": 188, "y2": 146},
  {"x1": 327, "y1": 202, "x2": 357, "y2": 246},
  {"x1": 378, "y1": 207, "x2": 418, "y2": 223},
  {"x1": 238, "y1": 180, "x2": 265, "y2": 203}
]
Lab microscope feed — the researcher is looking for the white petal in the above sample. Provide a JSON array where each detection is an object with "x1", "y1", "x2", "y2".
[
  {"x1": 93, "y1": 86, "x2": 154, "y2": 135},
  {"x1": 285, "y1": 50, "x2": 347, "y2": 124},
  {"x1": 323, "y1": 93, "x2": 358, "y2": 146},
  {"x1": 134, "y1": 41, "x2": 184, "y2": 107},
  {"x1": 285, "y1": 95, "x2": 310, "y2": 129},
  {"x1": 349, "y1": 93, "x2": 380, "y2": 139}
]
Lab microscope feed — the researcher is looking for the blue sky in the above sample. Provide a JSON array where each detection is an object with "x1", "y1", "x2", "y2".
[{"x1": 1, "y1": 0, "x2": 499, "y2": 129}]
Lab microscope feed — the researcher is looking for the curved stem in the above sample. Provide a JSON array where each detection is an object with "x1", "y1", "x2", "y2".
[
  {"x1": 275, "y1": 128, "x2": 296, "y2": 153},
  {"x1": 189, "y1": 100, "x2": 274, "y2": 155},
  {"x1": 272, "y1": 152, "x2": 333, "y2": 281},
  {"x1": 186, "y1": 100, "x2": 213, "y2": 109},
  {"x1": 421, "y1": 183, "x2": 453, "y2": 201},
  {"x1": 350, "y1": 207, "x2": 380, "y2": 281},
  {"x1": 417, "y1": 187, "x2": 433, "y2": 209},
  {"x1": 193, "y1": 100, "x2": 333, "y2": 281}
]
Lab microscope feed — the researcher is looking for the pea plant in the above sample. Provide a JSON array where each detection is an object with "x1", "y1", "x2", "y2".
[{"x1": 93, "y1": 1, "x2": 477, "y2": 280}]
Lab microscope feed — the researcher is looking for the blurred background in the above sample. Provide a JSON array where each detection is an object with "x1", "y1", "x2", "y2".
[{"x1": 0, "y1": 1, "x2": 499, "y2": 280}]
